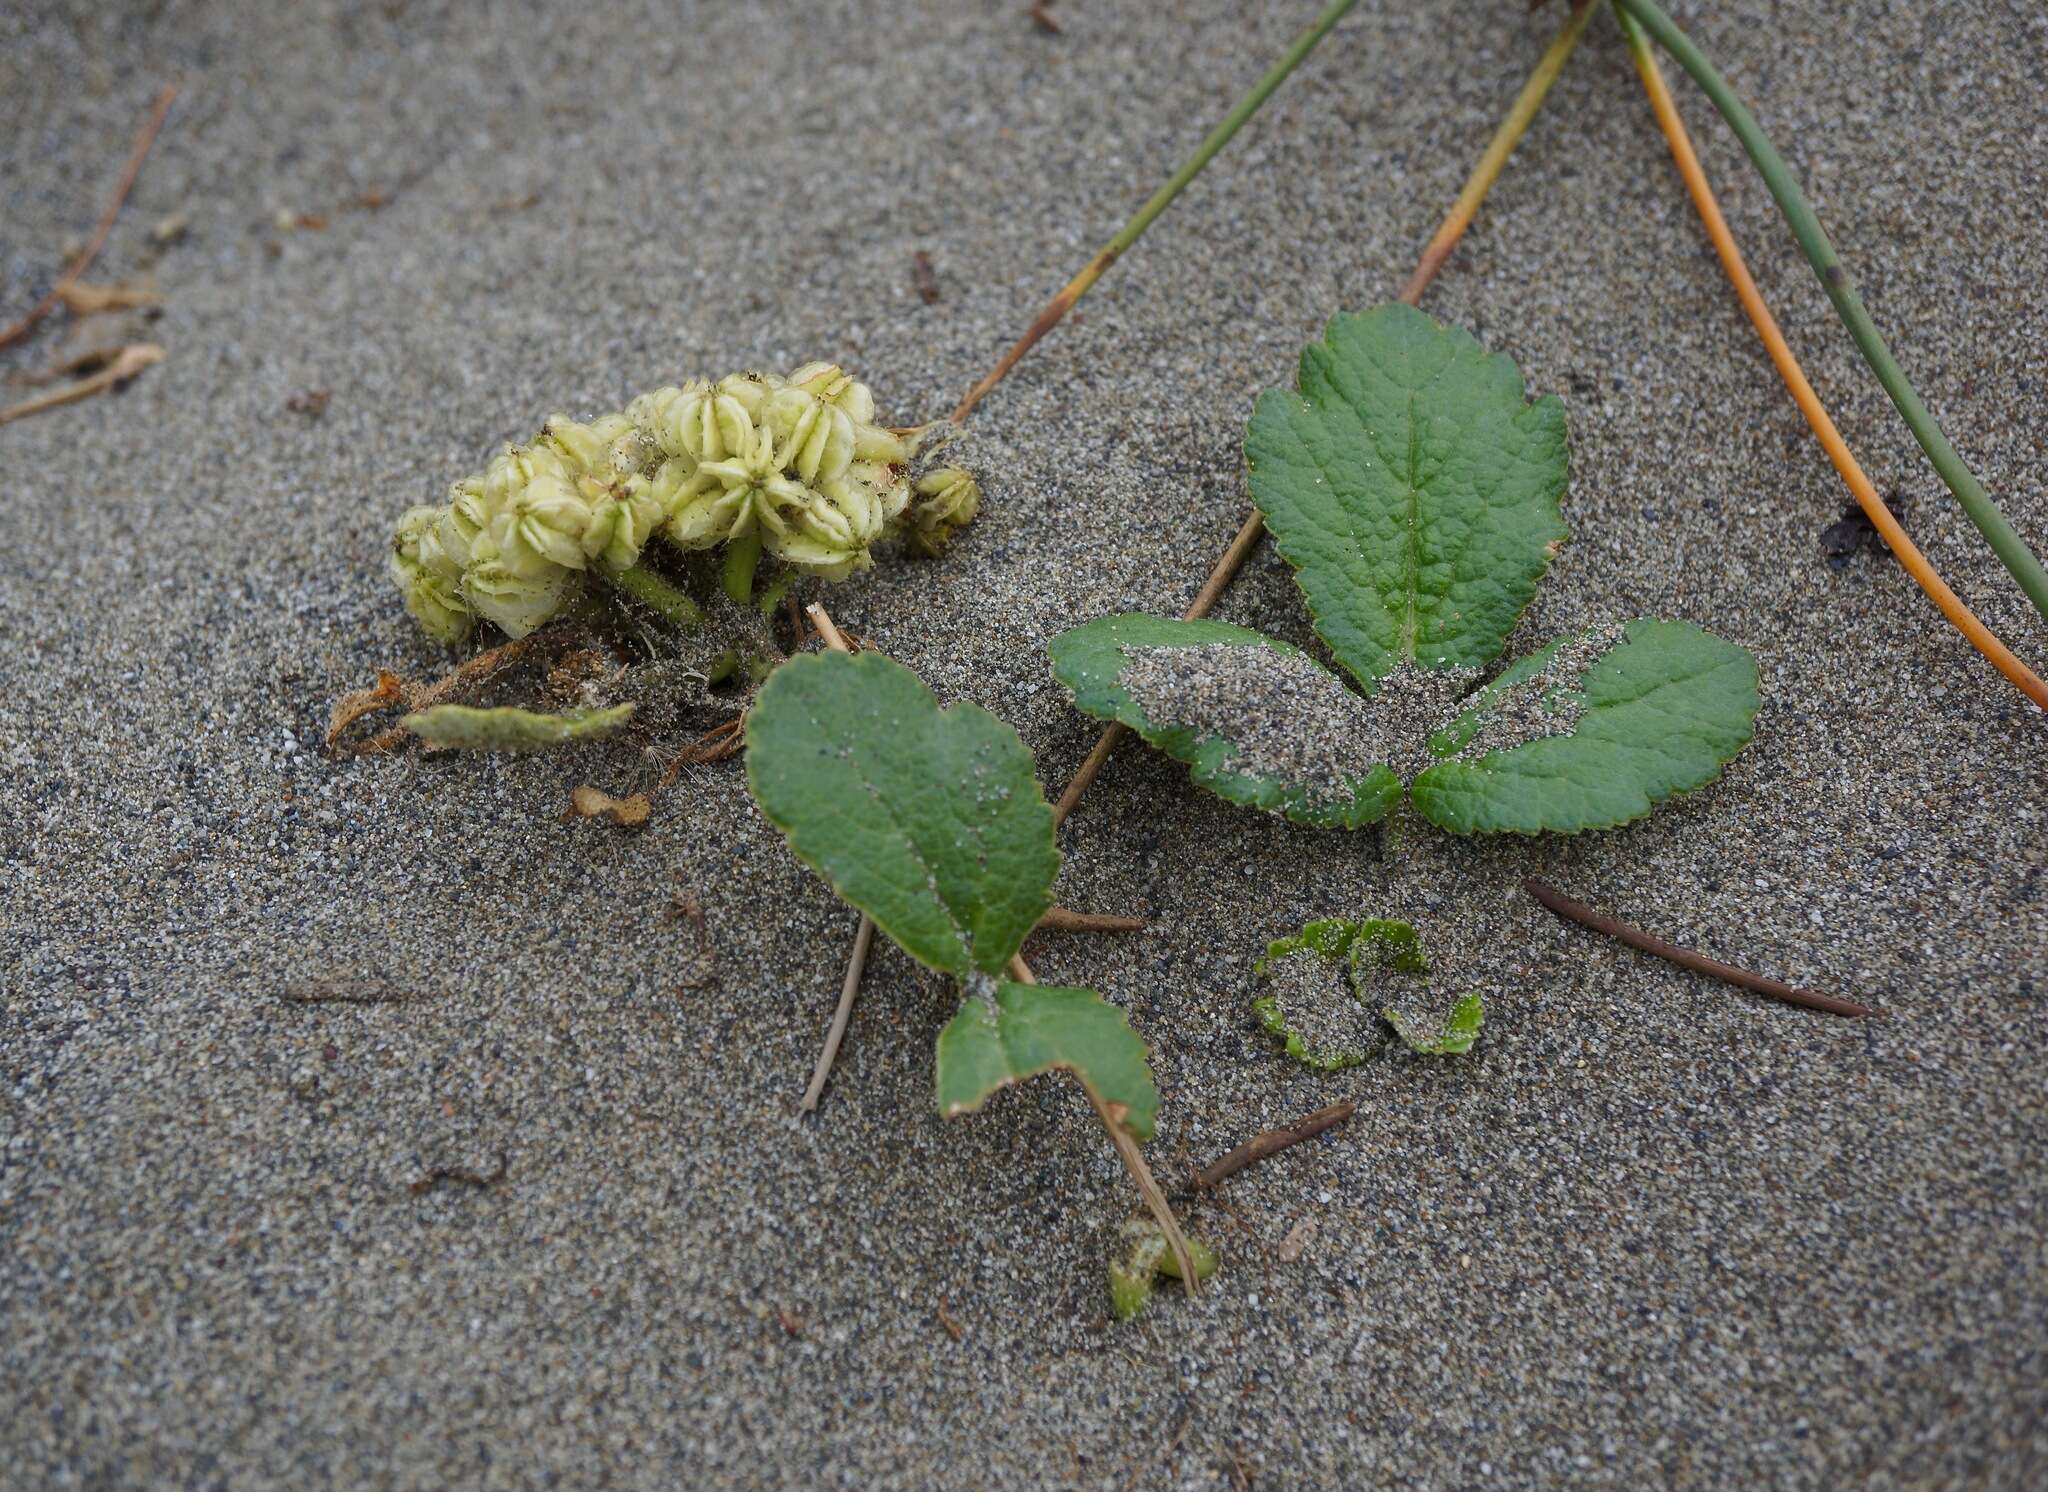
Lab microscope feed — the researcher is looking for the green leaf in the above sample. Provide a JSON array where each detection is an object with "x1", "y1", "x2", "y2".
[
  {"x1": 1383, "y1": 991, "x2": 1484, "y2": 1056},
  {"x1": 1047, "y1": 614, "x2": 1402, "y2": 829},
  {"x1": 935, "y1": 982, "x2": 1159, "y2": 1140},
  {"x1": 745, "y1": 651, "x2": 1058, "y2": 976},
  {"x1": 1251, "y1": 919, "x2": 1392, "y2": 1070},
  {"x1": 1410, "y1": 619, "x2": 1760, "y2": 834},
  {"x1": 402, "y1": 702, "x2": 634, "y2": 751},
  {"x1": 1109, "y1": 1218, "x2": 1220, "y2": 1323},
  {"x1": 1244, "y1": 303, "x2": 1569, "y2": 685}
]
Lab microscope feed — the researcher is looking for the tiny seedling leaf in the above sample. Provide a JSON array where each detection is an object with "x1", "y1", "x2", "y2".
[
  {"x1": 1255, "y1": 916, "x2": 1484, "y2": 1067},
  {"x1": 1410, "y1": 619, "x2": 1760, "y2": 834},
  {"x1": 1383, "y1": 990, "x2": 1484, "y2": 1056},
  {"x1": 1244, "y1": 303, "x2": 1569, "y2": 685},
  {"x1": 1251, "y1": 918, "x2": 1393, "y2": 1070},
  {"x1": 745, "y1": 651, "x2": 1059, "y2": 976},
  {"x1": 1109, "y1": 1217, "x2": 1220, "y2": 1323},
  {"x1": 402, "y1": 702, "x2": 634, "y2": 751},
  {"x1": 1047, "y1": 614, "x2": 1402, "y2": 829},
  {"x1": 936, "y1": 981, "x2": 1159, "y2": 1139}
]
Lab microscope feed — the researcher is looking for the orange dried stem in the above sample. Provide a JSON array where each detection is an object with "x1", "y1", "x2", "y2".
[{"x1": 1622, "y1": 24, "x2": 2048, "y2": 711}]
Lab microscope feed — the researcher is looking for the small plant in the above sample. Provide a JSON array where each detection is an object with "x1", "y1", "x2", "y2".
[
  {"x1": 744, "y1": 646, "x2": 1210, "y2": 1296},
  {"x1": 1051, "y1": 303, "x2": 1760, "y2": 838},
  {"x1": 1050, "y1": 304, "x2": 1760, "y2": 1059},
  {"x1": 1252, "y1": 917, "x2": 1483, "y2": 1070}
]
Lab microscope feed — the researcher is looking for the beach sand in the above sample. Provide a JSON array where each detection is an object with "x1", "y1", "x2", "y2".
[{"x1": 3, "y1": 1, "x2": 2044, "y2": 1485}]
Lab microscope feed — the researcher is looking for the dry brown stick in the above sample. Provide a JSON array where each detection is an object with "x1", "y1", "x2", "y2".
[
  {"x1": 799, "y1": 602, "x2": 880, "y2": 1115},
  {"x1": 1035, "y1": 906, "x2": 1147, "y2": 934},
  {"x1": 802, "y1": 912, "x2": 874, "y2": 1114},
  {"x1": 1189, "y1": 1100, "x2": 1357, "y2": 1191},
  {"x1": 0, "y1": 84, "x2": 178, "y2": 349},
  {"x1": 0, "y1": 343, "x2": 161, "y2": 425},
  {"x1": 1007, "y1": 951, "x2": 1199, "y2": 1297},
  {"x1": 1523, "y1": 878, "x2": 1881, "y2": 1019}
]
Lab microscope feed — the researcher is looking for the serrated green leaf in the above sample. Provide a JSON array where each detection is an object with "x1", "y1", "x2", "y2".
[
  {"x1": 1410, "y1": 619, "x2": 1760, "y2": 834},
  {"x1": 402, "y1": 702, "x2": 634, "y2": 751},
  {"x1": 935, "y1": 982, "x2": 1159, "y2": 1140},
  {"x1": 1244, "y1": 303, "x2": 1569, "y2": 685},
  {"x1": 1383, "y1": 991, "x2": 1484, "y2": 1055},
  {"x1": 1047, "y1": 614, "x2": 1402, "y2": 829},
  {"x1": 745, "y1": 651, "x2": 1058, "y2": 976}
]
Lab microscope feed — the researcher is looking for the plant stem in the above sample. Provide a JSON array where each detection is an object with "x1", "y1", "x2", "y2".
[
  {"x1": 1007, "y1": 952, "x2": 1198, "y2": 1297},
  {"x1": 1614, "y1": 8, "x2": 2047, "y2": 711},
  {"x1": 949, "y1": 0, "x2": 1363, "y2": 425},
  {"x1": 1052, "y1": 3, "x2": 1594, "y2": 825},
  {"x1": 722, "y1": 530, "x2": 762, "y2": 606},
  {"x1": 0, "y1": 84, "x2": 177, "y2": 349},
  {"x1": 603, "y1": 562, "x2": 707, "y2": 631},
  {"x1": 801, "y1": 913, "x2": 874, "y2": 1114},
  {"x1": 1524, "y1": 877, "x2": 1879, "y2": 1018},
  {"x1": 1399, "y1": 0, "x2": 1597, "y2": 302},
  {"x1": 1611, "y1": 0, "x2": 2048, "y2": 624}
]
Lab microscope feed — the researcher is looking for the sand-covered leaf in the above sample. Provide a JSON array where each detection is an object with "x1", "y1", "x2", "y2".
[
  {"x1": 402, "y1": 702, "x2": 633, "y2": 751},
  {"x1": 1410, "y1": 619, "x2": 1759, "y2": 834},
  {"x1": 936, "y1": 982, "x2": 1158, "y2": 1139},
  {"x1": 1384, "y1": 991, "x2": 1484, "y2": 1055},
  {"x1": 1244, "y1": 303, "x2": 1568, "y2": 685},
  {"x1": 745, "y1": 651, "x2": 1058, "y2": 976},
  {"x1": 1048, "y1": 614, "x2": 1401, "y2": 829},
  {"x1": 1251, "y1": 918, "x2": 1395, "y2": 1070}
]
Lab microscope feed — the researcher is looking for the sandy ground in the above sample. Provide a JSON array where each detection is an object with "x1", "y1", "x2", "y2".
[{"x1": 3, "y1": 1, "x2": 2045, "y2": 1486}]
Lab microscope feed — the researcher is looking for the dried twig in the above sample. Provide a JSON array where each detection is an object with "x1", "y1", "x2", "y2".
[
  {"x1": 1, "y1": 84, "x2": 178, "y2": 349},
  {"x1": 1523, "y1": 877, "x2": 1880, "y2": 1018},
  {"x1": 56, "y1": 281, "x2": 158, "y2": 314},
  {"x1": 1189, "y1": 1100, "x2": 1355, "y2": 1191},
  {"x1": 659, "y1": 715, "x2": 745, "y2": 786},
  {"x1": 281, "y1": 982, "x2": 443, "y2": 1006},
  {"x1": 1035, "y1": 906, "x2": 1147, "y2": 934},
  {"x1": 407, "y1": 1156, "x2": 508, "y2": 1195},
  {"x1": 802, "y1": 913, "x2": 874, "y2": 1114},
  {"x1": 0, "y1": 342, "x2": 161, "y2": 425},
  {"x1": 1008, "y1": 951, "x2": 1199, "y2": 1296},
  {"x1": 799, "y1": 603, "x2": 876, "y2": 1114},
  {"x1": 331, "y1": 634, "x2": 538, "y2": 755}
]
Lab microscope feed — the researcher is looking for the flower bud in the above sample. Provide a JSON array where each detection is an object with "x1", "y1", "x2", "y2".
[
  {"x1": 581, "y1": 478, "x2": 664, "y2": 572},
  {"x1": 390, "y1": 506, "x2": 475, "y2": 645},
  {"x1": 786, "y1": 361, "x2": 875, "y2": 425},
  {"x1": 463, "y1": 560, "x2": 575, "y2": 638},
  {"x1": 497, "y1": 469, "x2": 592, "y2": 573},
  {"x1": 764, "y1": 384, "x2": 855, "y2": 485},
  {"x1": 906, "y1": 466, "x2": 980, "y2": 555},
  {"x1": 650, "y1": 383, "x2": 757, "y2": 464}
]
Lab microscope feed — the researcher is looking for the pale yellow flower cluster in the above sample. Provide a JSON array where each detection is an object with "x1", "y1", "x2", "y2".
[{"x1": 389, "y1": 363, "x2": 980, "y2": 643}]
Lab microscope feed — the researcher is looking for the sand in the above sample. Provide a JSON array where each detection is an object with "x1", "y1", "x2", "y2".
[{"x1": 3, "y1": 1, "x2": 2045, "y2": 1486}]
